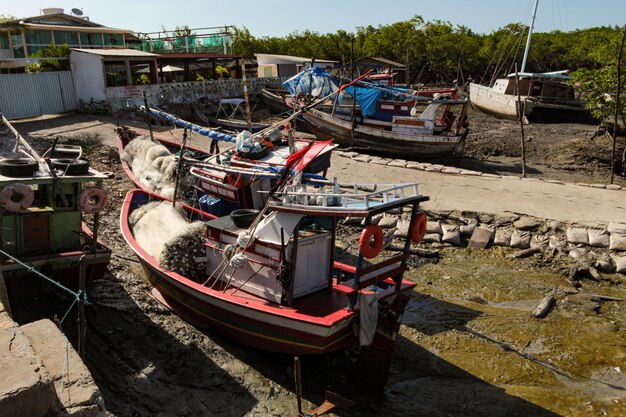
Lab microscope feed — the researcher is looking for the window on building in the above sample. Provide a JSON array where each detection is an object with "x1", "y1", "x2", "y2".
[
  {"x1": 11, "y1": 33, "x2": 25, "y2": 57},
  {"x1": 104, "y1": 62, "x2": 127, "y2": 87},
  {"x1": 80, "y1": 32, "x2": 103, "y2": 47},
  {"x1": 53, "y1": 31, "x2": 79, "y2": 47},
  {"x1": 25, "y1": 31, "x2": 52, "y2": 45},
  {"x1": 0, "y1": 32, "x2": 11, "y2": 50},
  {"x1": 103, "y1": 33, "x2": 124, "y2": 47}
]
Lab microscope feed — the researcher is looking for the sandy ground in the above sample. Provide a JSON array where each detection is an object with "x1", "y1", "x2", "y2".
[{"x1": 4, "y1": 110, "x2": 626, "y2": 416}]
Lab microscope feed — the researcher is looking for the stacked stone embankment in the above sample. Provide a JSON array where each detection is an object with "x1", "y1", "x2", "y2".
[
  {"x1": 0, "y1": 298, "x2": 106, "y2": 417},
  {"x1": 349, "y1": 209, "x2": 626, "y2": 276}
]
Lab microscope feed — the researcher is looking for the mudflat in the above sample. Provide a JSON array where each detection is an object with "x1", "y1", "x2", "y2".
[{"x1": 5, "y1": 111, "x2": 626, "y2": 416}]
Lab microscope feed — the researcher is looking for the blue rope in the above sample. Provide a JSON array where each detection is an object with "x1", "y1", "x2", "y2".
[
  {"x1": 0, "y1": 248, "x2": 88, "y2": 303},
  {"x1": 148, "y1": 108, "x2": 236, "y2": 143}
]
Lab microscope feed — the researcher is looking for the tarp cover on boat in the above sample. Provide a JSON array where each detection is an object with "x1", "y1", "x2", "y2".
[
  {"x1": 283, "y1": 66, "x2": 339, "y2": 98},
  {"x1": 340, "y1": 85, "x2": 382, "y2": 117}
]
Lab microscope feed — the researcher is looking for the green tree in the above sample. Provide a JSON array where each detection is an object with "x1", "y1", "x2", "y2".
[
  {"x1": 570, "y1": 27, "x2": 625, "y2": 123},
  {"x1": 26, "y1": 43, "x2": 71, "y2": 72}
]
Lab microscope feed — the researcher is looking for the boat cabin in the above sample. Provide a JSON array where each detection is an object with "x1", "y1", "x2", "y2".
[{"x1": 203, "y1": 181, "x2": 428, "y2": 307}]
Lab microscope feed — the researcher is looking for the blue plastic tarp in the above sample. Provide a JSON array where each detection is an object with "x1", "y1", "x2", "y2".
[{"x1": 283, "y1": 66, "x2": 339, "y2": 98}]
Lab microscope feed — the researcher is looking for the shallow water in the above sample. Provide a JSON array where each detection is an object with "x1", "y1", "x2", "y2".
[{"x1": 390, "y1": 247, "x2": 626, "y2": 416}]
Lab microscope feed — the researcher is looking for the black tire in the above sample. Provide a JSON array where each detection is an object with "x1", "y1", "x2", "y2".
[
  {"x1": 238, "y1": 145, "x2": 270, "y2": 161},
  {"x1": 230, "y1": 209, "x2": 260, "y2": 228},
  {"x1": 51, "y1": 158, "x2": 90, "y2": 175},
  {"x1": 0, "y1": 158, "x2": 38, "y2": 177}
]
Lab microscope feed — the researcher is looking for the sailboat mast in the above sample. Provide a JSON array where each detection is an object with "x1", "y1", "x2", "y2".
[{"x1": 520, "y1": 0, "x2": 539, "y2": 73}]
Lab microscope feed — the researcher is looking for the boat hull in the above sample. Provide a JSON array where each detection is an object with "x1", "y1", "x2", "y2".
[
  {"x1": 137, "y1": 259, "x2": 356, "y2": 354},
  {"x1": 301, "y1": 108, "x2": 465, "y2": 159},
  {"x1": 469, "y1": 82, "x2": 596, "y2": 124}
]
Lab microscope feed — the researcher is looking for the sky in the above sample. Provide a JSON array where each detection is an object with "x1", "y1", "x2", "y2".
[{"x1": 3, "y1": 0, "x2": 626, "y2": 37}]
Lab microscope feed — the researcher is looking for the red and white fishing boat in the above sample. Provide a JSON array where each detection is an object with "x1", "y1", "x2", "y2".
[
  {"x1": 117, "y1": 112, "x2": 334, "y2": 214},
  {"x1": 120, "y1": 173, "x2": 429, "y2": 386}
]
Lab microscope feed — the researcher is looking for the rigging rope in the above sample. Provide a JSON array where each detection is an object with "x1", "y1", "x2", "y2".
[{"x1": 0, "y1": 248, "x2": 88, "y2": 303}]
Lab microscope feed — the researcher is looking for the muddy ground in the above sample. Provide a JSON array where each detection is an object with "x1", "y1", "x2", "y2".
[{"x1": 5, "y1": 109, "x2": 626, "y2": 417}]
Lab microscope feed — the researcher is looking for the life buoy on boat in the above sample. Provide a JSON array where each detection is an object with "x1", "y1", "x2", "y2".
[
  {"x1": 360, "y1": 224, "x2": 384, "y2": 259},
  {"x1": 79, "y1": 186, "x2": 108, "y2": 214},
  {"x1": 410, "y1": 212, "x2": 427, "y2": 244},
  {"x1": 0, "y1": 183, "x2": 34, "y2": 212}
]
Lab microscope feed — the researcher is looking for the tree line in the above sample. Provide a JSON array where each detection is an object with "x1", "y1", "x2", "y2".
[{"x1": 232, "y1": 16, "x2": 625, "y2": 122}]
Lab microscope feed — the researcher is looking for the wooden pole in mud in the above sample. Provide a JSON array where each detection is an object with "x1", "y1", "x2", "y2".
[
  {"x1": 78, "y1": 255, "x2": 87, "y2": 358},
  {"x1": 172, "y1": 129, "x2": 188, "y2": 207},
  {"x1": 143, "y1": 90, "x2": 154, "y2": 141},
  {"x1": 515, "y1": 63, "x2": 527, "y2": 178},
  {"x1": 611, "y1": 25, "x2": 626, "y2": 184},
  {"x1": 294, "y1": 356, "x2": 303, "y2": 417},
  {"x1": 242, "y1": 63, "x2": 253, "y2": 132}
]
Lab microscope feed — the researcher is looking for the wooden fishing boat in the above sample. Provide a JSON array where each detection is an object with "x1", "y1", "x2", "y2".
[
  {"x1": 117, "y1": 111, "x2": 335, "y2": 214},
  {"x1": 0, "y1": 114, "x2": 111, "y2": 304},
  {"x1": 468, "y1": 0, "x2": 595, "y2": 124},
  {"x1": 300, "y1": 97, "x2": 469, "y2": 159},
  {"x1": 121, "y1": 175, "x2": 428, "y2": 385},
  {"x1": 261, "y1": 87, "x2": 291, "y2": 114},
  {"x1": 207, "y1": 98, "x2": 271, "y2": 133}
]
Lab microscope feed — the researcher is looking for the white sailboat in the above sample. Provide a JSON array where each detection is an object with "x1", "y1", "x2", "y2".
[{"x1": 469, "y1": 0, "x2": 595, "y2": 124}]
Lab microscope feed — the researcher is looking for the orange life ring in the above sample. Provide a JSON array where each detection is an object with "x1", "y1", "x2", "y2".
[
  {"x1": 411, "y1": 212, "x2": 427, "y2": 243},
  {"x1": 79, "y1": 186, "x2": 108, "y2": 214},
  {"x1": 360, "y1": 224, "x2": 384, "y2": 259},
  {"x1": 0, "y1": 183, "x2": 34, "y2": 212}
]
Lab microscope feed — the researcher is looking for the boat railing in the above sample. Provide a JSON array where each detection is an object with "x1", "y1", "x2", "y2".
[{"x1": 275, "y1": 182, "x2": 421, "y2": 211}]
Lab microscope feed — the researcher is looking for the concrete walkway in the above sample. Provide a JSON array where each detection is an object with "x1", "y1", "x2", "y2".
[
  {"x1": 10, "y1": 114, "x2": 625, "y2": 224},
  {"x1": 328, "y1": 156, "x2": 626, "y2": 224}
]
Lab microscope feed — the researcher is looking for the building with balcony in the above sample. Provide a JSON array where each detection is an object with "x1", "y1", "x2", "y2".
[{"x1": 0, "y1": 7, "x2": 135, "y2": 68}]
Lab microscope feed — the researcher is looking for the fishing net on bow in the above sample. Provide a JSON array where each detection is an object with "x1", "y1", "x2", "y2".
[
  {"x1": 130, "y1": 200, "x2": 207, "y2": 280},
  {"x1": 158, "y1": 221, "x2": 207, "y2": 280},
  {"x1": 122, "y1": 135, "x2": 195, "y2": 199}
]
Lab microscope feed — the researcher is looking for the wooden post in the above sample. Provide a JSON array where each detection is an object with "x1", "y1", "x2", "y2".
[
  {"x1": 78, "y1": 255, "x2": 87, "y2": 358},
  {"x1": 242, "y1": 63, "x2": 253, "y2": 132},
  {"x1": 294, "y1": 356, "x2": 303, "y2": 417},
  {"x1": 350, "y1": 36, "x2": 356, "y2": 149},
  {"x1": 172, "y1": 129, "x2": 188, "y2": 207},
  {"x1": 515, "y1": 63, "x2": 527, "y2": 178},
  {"x1": 142, "y1": 90, "x2": 154, "y2": 141},
  {"x1": 0, "y1": 269, "x2": 12, "y2": 318},
  {"x1": 611, "y1": 25, "x2": 626, "y2": 184}
]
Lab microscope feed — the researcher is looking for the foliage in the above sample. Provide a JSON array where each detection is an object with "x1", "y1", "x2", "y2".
[
  {"x1": 231, "y1": 19, "x2": 624, "y2": 89},
  {"x1": 570, "y1": 27, "x2": 626, "y2": 124},
  {"x1": 135, "y1": 74, "x2": 150, "y2": 85},
  {"x1": 215, "y1": 65, "x2": 230, "y2": 78},
  {"x1": 26, "y1": 43, "x2": 71, "y2": 72}
]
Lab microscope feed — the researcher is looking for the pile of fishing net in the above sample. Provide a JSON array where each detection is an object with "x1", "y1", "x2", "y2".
[
  {"x1": 121, "y1": 136, "x2": 178, "y2": 198},
  {"x1": 159, "y1": 221, "x2": 206, "y2": 279},
  {"x1": 129, "y1": 201, "x2": 206, "y2": 279}
]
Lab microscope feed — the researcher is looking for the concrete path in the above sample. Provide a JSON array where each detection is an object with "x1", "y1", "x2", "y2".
[
  {"x1": 328, "y1": 156, "x2": 626, "y2": 224},
  {"x1": 10, "y1": 114, "x2": 625, "y2": 224}
]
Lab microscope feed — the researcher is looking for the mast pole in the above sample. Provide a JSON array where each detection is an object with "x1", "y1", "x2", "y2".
[{"x1": 520, "y1": 0, "x2": 539, "y2": 73}]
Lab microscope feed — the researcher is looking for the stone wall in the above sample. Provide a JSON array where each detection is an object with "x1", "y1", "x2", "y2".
[
  {"x1": 349, "y1": 209, "x2": 626, "y2": 276},
  {"x1": 106, "y1": 77, "x2": 286, "y2": 114}
]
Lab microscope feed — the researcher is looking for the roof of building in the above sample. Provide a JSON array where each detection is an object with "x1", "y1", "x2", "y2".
[
  {"x1": 353, "y1": 56, "x2": 406, "y2": 68},
  {"x1": 72, "y1": 48, "x2": 158, "y2": 57},
  {"x1": 255, "y1": 53, "x2": 337, "y2": 65},
  {"x1": 1, "y1": 12, "x2": 133, "y2": 34}
]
